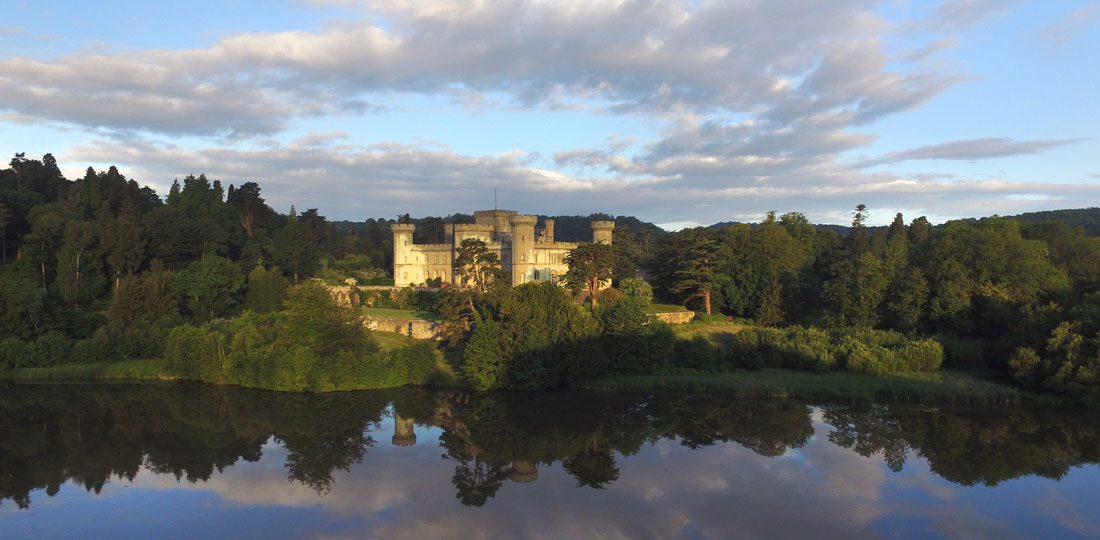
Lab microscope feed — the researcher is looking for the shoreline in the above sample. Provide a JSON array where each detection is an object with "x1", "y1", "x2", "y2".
[{"x1": 7, "y1": 360, "x2": 1056, "y2": 407}]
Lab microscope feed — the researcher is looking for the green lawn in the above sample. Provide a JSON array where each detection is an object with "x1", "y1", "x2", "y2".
[
  {"x1": 362, "y1": 307, "x2": 438, "y2": 321},
  {"x1": 671, "y1": 320, "x2": 746, "y2": 353},
  {"x1": 373, "y1": 331, "x2": 418, "y2": 351}
]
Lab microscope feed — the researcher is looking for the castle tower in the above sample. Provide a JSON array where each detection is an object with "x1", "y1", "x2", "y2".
[
  {"x1": 509, "y1": 214, "x2": 538, "y2": 286},
  {"x1": 391, "y1": 223, "x2": 417, "y2": 286},
  {"x1": 591, "y1": 220, "x2": 615, "y2": 245},
  {"x1": 392, "y1": 413, "x2": 417, "y2": 447},
  {"x1": 541, "y1": 218, "x2": 555, "y2": 243},
  {"x1": 509, "y1": 461, "x2": 539, "y2": 483}
]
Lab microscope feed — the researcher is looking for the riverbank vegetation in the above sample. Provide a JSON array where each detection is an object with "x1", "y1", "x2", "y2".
[{"x1": 1, "y1": 154, "x2": 1099, "y2": 404}]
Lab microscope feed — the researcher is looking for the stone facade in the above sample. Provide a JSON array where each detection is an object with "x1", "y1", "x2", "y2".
[{"x1": 392, "y1": 210, "x2": 614, "y2": 287}]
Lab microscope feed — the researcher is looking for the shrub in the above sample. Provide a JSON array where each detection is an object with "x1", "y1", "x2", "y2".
[
  {"x1": 0, "y1": 337, "x2": 30, "y2": 372},
  {"x1": 674, "y1": 336, "x2": 721, "y2": 371},
  {"x1": 595, "y1": 287, "x2": 625, "y2": 308},
  {"x1": 1008, "y1": 347, "x2": 1042, "y2": 389},
  {"x1": 618, "y1": 277, "x2": 653, "y2": 306},
  {"x1": 70, "y1": 337, "x2": 111, "y2": 364},
  {"x1": 32, "y1": 332, "x2": 72, "y2": 368},
  {"x1": 898, "y1": 339, "x2": 944, "y2": 372},
  {"x1": 391, "y1": 341, "x2": 438, "y2": 385}
]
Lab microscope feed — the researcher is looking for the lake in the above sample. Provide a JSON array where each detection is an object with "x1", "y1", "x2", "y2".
[{"x1": 2, "y1": 381, "x2": 1099, "y2": 539}]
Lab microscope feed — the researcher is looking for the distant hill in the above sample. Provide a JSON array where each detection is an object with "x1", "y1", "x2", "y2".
[
  {"x1": 708, "y1": 220, "x2": 852, "y2": 236},
  {"x1": 708, "y1": 208, "x2": 1100, "y2": 237},
  {"x1": 539, "y1": 213, "x2": 665, "y2": 243},
  {"x1": 968, "y1": 208, "x2": 1100, "y2": 236}
]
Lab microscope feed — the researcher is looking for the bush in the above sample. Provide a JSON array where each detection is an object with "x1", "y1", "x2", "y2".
[
  {"x1": 595, "y1": 287, "x2": 625, "y2": 307},
  {"x1": 618, "y1": 277, "x2": 653, "y2": 306},
  {"x1": 0, "y1": 337, "x2": 30, "y2": 372},
  {"x1": 898, "y1": 339, "x2": 944, "y2": 372},
  {"x1": 32, "y1": 332, "x2": 72, "y2": 368},
  {"x1": 674, "y1": 336, "x2": 721, "y2": 371},
  {"x1": 391, "y1": 341, "x2": 438, "y2": 385},
  {"x1": 70, "y1": 337, "x2": 111, "y2": 364}
]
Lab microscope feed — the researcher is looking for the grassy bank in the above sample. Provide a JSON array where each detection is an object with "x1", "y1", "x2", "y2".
[
  {"x1": 11, "y1": 358, "x2": 173, "y2": 381},
  {"x1": 580, "y1": 368, "x2": 1029, "y2": 405}
]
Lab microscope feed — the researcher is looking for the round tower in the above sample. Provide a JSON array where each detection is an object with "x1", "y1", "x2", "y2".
[
  {"x1": 509, "y1": 214, "x2": 538, "y2": 286},
  {"x1": 509, "y1": 461, "x2": 539, "y2": 483},
  {"x1": 591, "y1": 220, "x2": 615, "y2": 245},
  {"x1": 391, "y1": 223, "x2": 417, "y2": 287},
  {"x1": 392, "y1": 413, "x2": 417, "y2": 447}
]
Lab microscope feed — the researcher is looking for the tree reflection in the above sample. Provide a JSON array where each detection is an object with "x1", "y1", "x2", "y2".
[
  {"x1": 3, "y1": 382, "x2": 1100, "y2": 510},
  {"x1": 562, "y1": 438, "x2": 620, "y2": 489}
]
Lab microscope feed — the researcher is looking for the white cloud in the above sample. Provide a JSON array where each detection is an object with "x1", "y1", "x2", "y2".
[{"x1": 856, "y1": 137, "x2": 1089, "y2": 167}]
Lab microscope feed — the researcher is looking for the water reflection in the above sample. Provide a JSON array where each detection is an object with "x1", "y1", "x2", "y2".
[{"x1": 2, "y1": 382, "x2": 1100, "y2": 538}]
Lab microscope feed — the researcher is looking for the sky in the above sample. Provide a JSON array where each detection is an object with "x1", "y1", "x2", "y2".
[{"x1": 0, "y1": 0, "x2": 1097, "y2": 229}]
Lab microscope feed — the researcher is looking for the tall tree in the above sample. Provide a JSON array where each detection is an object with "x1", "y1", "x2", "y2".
[
  {"x1": 671, "y1": 236, "x2": 725, "y2": 314},
  {"x1": 454, "y1": 238, "x2": 502, "y2": 293},
  {"x1": 227, "y1": 182, "x2": 267, "y2": 238},
  {"x1": 562, "y1": 241, "x2": 615, "y2": 308},
  {"x1": 100, "y1": 199, "x2": 145, "y2": 294}
]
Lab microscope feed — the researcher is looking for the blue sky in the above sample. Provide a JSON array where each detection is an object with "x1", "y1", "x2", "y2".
[{"x1": 1, "y1": 0, "x2": 1097, "y2": 228}]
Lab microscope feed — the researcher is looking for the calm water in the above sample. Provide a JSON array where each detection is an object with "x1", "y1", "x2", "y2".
[{"x1": 2, "y1": 382, "x2": 1100, "y2": 539}]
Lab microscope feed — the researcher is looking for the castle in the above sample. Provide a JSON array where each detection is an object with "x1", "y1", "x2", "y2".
[{"x1": 391, "y1": 209, "x2": 614, "y2": 287}]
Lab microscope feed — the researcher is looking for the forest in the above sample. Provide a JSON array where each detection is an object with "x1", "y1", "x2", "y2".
[{"x1": 1, "y1": 153, "x2": 1099, "y2": 403}]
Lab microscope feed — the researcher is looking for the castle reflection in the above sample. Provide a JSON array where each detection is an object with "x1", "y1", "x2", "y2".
[{"x1": 2, "y1": 382, "x2": 1099, "y2": 510}]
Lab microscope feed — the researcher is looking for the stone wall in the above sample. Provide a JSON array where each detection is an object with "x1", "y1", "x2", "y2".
[
  {"x1": 653, "y1": 311, "x2": 695, "y2": 325},
  {"x1": 366, "y1": 316, "x2": 442, "y2": 340}
]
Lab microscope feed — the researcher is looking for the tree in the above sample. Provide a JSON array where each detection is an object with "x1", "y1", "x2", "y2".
[
  {"x1": 271, "y1": 208, "x2": 319, "y2": 283},
  {"x1": 849, "y1": 204, "x2": 869, "y2": 256},
  {"x1": 244, "y1": 264, "x2": 289, "y2": 314},
  {"x1": 100, "y1": 198, "x2": 145, "y2": 294},
  {"x1": 562, "y1": 241, "x2": 616, "y2": 308},
  {"x1": 0, "y1": 201, "x2": 10, "y2": 264},
  {"x1": 454, "y1": 238, "x2": 502, "y2": 293},
  {"x1": 56, "y1": 220, "x2": 104, "y2": 308},
  {"x1": 463, "y1": 318, "x2": 506, "y2": 390},
  {"x1": 671, "y1": 236, "x2": 725, "y2": 314},
  {"x1": 279, "y1": 281, "x2": 376, "y2": 359},
  {"x1": 226, "y1": 182, "x2": 267, "y2": 238},
  {"x1": 173, "y1": 255, "x2": 244, "y2": 320}
]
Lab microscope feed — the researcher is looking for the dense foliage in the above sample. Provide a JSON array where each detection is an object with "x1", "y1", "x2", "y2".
[{"x1": 3, "y1": 154, "x2": 1099, "y2": 402}]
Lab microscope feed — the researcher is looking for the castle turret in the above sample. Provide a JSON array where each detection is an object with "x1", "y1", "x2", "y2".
[
  {"x1": 591, "y1": 220, "x2": 615, "y2": 245},
  {"x1": 509, "y1": 461, "x2": 539, "y2": 483},
  {"x1": 509, "y1": 214, "x2": 538, "y2": 285},
  {"x1": 391, "y1": 223, "x2": 417, "y2": 286},
  {"x1": 539, "y1": 218, "x2": 555, "y2": 243},
  {"x1": 392, "y1": 413, "x2": 417, "y2": 447}
]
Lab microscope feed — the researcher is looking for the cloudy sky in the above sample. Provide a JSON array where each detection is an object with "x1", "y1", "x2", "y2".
[{"x1": 1, "y1": 0, "x2": 1097, "y2": 228}]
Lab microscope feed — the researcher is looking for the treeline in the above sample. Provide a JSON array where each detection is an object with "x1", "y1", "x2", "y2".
[
  {"x1": 0, "y1": 154, "x2": 400, "y2": 375},
  {"x1": 648, "y1": 206, "x2": 1100, "y2": 402}
]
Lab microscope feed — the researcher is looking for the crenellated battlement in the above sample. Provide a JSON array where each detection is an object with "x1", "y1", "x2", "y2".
[{"x1": 392, "y1": 210, "x2": 612, "y2": 287}]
